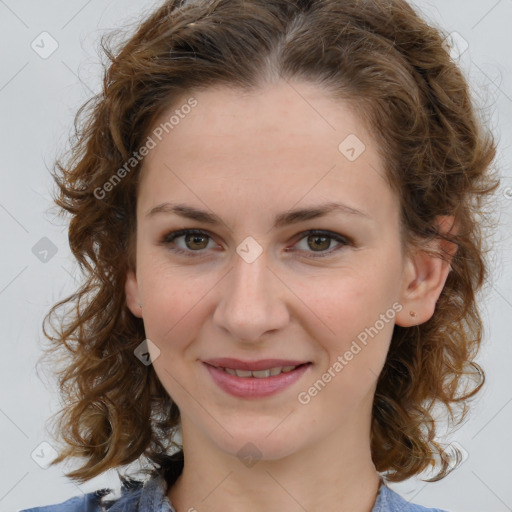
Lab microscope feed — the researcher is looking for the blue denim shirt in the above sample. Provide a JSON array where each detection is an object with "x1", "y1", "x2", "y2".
[{"x1": 20, "y1": 452, "x2": 450, "y2": 512}]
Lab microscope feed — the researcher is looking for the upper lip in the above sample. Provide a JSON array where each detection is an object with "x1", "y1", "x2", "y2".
[{"x1": 203, "y1": 358, "x2": 311, "y2": 371}]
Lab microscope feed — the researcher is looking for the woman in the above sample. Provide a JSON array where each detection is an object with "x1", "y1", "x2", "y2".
[{"x1": 21, "y1": 0, "x2": 500, "y2": 511}]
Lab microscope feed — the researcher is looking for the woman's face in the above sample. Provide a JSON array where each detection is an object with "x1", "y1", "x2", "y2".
[{"x1": 125, "y1": 80, "x2": 422, "y2": 460}]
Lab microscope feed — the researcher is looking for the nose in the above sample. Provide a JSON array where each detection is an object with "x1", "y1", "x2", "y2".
[{"x1": 212, "y1": 247, "x2": 290, "y2": 343}]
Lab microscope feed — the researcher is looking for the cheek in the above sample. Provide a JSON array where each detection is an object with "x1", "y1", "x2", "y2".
[
  {"x1": 303, "y1": 263, "x2": 398, "y2": 332},
  {"x1": 140, "y1": 268, "x2": 210, "y2": 401},
  {"x1": 138, "y1": 262, "x2": 216, "y2": 351},
  {"x1": 300, "y1": 262, "x2": 400, "y2": 374}
]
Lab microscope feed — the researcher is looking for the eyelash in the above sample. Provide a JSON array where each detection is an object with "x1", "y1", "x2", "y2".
[{"x1": 159, "y1": 229, "x2": 353, "y2": 259}]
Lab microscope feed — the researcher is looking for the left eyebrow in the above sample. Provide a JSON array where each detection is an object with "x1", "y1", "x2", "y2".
[{"x1": 144, "y1": 201, "x2": 373, "y2": 228}]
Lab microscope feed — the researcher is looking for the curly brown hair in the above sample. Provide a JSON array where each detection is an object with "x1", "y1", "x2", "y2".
[{"x1": 39, "y1": 0, "x2": 500, "y2": 485}]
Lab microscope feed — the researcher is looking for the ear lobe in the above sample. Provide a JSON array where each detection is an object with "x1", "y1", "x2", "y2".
[
  {"x1": 395, "y1": 215, "x2": 458, "y2": 327},
  {"x1": 125, "y1": 269, "x2": 143, "y2": 318}
]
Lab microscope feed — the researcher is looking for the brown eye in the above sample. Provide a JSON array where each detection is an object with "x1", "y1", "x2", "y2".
[
  {"x1": 161, "y1": 228, "x2": 352, "y2": 258},
  {"x1": 161, "y1": 229, "x2": 214, "y2": 256},
  {"x1": 307, "y1": 234, "x2": 332, "y2": 252},
  {"x1": 291, "y1": 230, "x2": 352, "y2": 258},
  {"x1": 183, "y1": 232, "x2": 209, "y2": 250}
]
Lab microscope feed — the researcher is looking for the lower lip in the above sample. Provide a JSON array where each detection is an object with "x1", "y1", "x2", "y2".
[{"x1": 204, "y1": 362, "x2": 312, "y2": 398}]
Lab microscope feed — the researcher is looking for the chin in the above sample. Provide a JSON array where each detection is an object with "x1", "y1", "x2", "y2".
[{"x1": 210, "y1": 429, "x2": 303, "y2": 464}]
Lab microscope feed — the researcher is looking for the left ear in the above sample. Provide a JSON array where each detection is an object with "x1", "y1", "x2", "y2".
[{"x1": 395, "y1": 215, "x2": 458, "y2": 327}]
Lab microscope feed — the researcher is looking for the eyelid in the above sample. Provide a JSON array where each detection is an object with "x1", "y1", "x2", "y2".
[
  {"x1": 288, "y1": 230, "x2": 353, "y2": 256},
  {"x1": 160, "y1": 228, "x2": 354, "y2": 258}
]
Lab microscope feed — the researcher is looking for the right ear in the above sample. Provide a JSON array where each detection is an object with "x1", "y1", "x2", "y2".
[{"x1": 125, "y1": 269, "x2": 143, "y2": 318}]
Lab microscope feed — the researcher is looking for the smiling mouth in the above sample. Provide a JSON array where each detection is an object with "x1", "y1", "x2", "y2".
[{"x1": 207, "y1": 363, "x2": 311, "y2": 378}]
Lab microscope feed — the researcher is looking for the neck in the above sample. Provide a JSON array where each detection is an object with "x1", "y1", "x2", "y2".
[{"x1": 167, "y1": 418, "x2": 382, "y2": 512}]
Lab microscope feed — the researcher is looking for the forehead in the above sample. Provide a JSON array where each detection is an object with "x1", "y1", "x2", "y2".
[
  {"x1": 145, "y1": 81, "x2": 373, "y2": 160},
  {"x1": 137, "y1": 80, "x2": 397, "y2": 227}
]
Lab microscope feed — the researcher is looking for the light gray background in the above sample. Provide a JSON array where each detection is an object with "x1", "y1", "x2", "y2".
[{"x1": 0, "y1": 1, "x2": 511, "y2": 511}]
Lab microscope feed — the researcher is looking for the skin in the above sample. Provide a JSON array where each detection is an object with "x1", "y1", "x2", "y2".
[{"x1": 125, "y1": 79, "x2": 456, "y2": 512}]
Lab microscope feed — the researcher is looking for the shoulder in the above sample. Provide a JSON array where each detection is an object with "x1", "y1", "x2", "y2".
[
  {"x1": 19, "y1": 451, "x2": 183, "y2": 512},
  {"x1": 18, "y1": 473, "x2": 167, "y2": 512},
  {"x1": 18, "y1": 488, "x2": 112, "y2": 512},
  {"x1": 374, "y1": 483, "x2": 451, "y2": 512}
]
